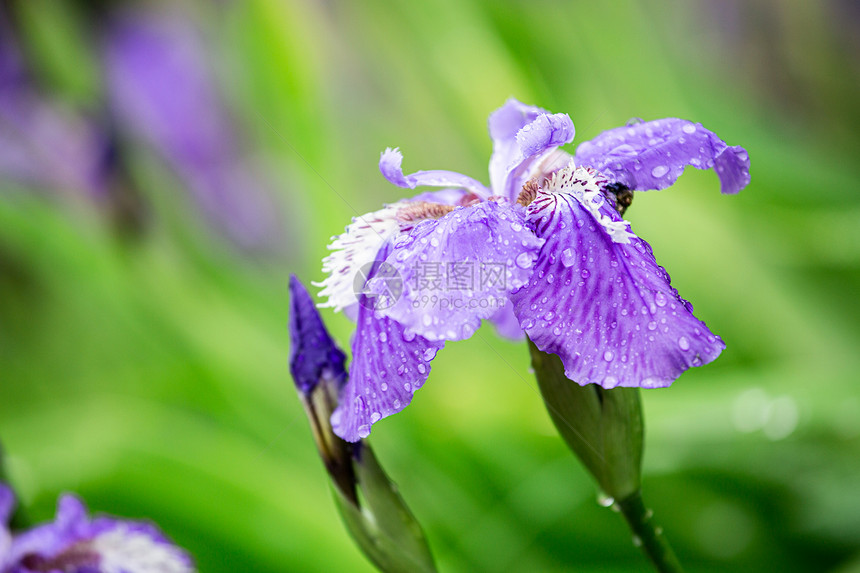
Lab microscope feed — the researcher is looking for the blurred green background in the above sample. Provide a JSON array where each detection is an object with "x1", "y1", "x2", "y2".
[{"x1": 1, "y1": 0, "x2": 858, "y2": 571}]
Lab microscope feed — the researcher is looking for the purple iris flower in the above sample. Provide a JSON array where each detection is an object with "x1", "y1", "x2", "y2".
[
  {"x1": 318, "y1": 98, "x2": 750, "y2": 442},
  {"x1": 0, "y1": 482, "x2": 194, "y2": 573}
]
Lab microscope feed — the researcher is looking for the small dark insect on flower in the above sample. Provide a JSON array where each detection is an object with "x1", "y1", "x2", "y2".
[{"x1": 604, "y1": 182, "x2": 634, "y2": 216}]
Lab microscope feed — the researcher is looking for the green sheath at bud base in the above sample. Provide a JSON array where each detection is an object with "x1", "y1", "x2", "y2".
[
  {"x1": 528, "y1": 339, "x2": 643, "y2": 501},
  {"x1": 528, "y1": 339, "x2": 683, "y2": 573},
  {"x1": 332, "y1": 443, "x2": 437, "y2": 573}
]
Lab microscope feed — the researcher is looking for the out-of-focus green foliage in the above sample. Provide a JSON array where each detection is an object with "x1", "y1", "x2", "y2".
[{"x1": 1, "y1": 1, "x2": 858, "y2": 571}]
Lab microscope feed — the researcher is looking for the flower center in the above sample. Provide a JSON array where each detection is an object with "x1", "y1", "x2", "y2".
[{"x1": 395, "y1": 201, "x2": 456, "y2": 223}]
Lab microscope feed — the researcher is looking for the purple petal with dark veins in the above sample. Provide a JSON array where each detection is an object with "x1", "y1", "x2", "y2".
[
  {"x1": 331, "y1": 300, "x2": 444, "y2": 443},
  {"x1": 379, "y1": 147, "x2": 490, "y2": 198},
  {"x1": 377, "y1": 200, "x2": 543, "y2": 342},
  {"x1": 511, "y1": 188, "x2": 724, "y2": 388},
  {"x1": 289, "y1": 275, "x2": 347, "y2": 395},
  {"x1": 573, "y1": 118, "x2": 750, "y2": 194}
]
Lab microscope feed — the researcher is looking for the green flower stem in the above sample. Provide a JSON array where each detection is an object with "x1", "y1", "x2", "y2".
[
  {"x1": 616, "y1": 491, "x2": 683, "y2": 573},
  {"x1": 528, "y1": 339, "x2": 684, "y2": 573}
]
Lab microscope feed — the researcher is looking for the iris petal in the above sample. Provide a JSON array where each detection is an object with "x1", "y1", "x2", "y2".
[
  {"x1": 380, "y1": 147, "x2": 490, "y2": 198},
  {"x1": 378, "y1": 200, "x2": 544, "y2": 342},
  {"x1": 511, "y1": 169, "x2": 725, "y2": 388},
  {"x1": 574, "y1": 118, "x2": 750, "y2": 195},
  {"x1": 487, "y1": 99, "x2": 576, "y2": 200},
  {"x1": 488, "y1": 99, "x2": 548, "y2": 195},
  {"x1": 331, "y1": 302, "x2": 444, "y2": 442},
  {"x1": 487, "y1": 304, "x2": 525, "y2": 341}
]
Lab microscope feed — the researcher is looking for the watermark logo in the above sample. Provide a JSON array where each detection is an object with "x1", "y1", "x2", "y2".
[
  {"x1": 354, "y1": 260, "x2": 509, "y2": 311},
  {"x1": 354, "y1": 261, "x2": 403, "y2": 310}
]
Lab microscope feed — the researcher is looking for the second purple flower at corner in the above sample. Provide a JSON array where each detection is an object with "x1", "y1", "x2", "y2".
[
  {"x1": 0, "y1": 482, "x2": 194, "y2": 572},
  {"x1": 316, "y1": 98, "x2": 750, "y2": 442}
]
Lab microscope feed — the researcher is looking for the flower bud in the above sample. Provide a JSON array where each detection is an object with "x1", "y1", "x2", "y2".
[
  {"x1": 528, "y1": 339, "x2": 643, "y2": 502},
  {"x1": 289, "y1": 276, "x2": 436, "y2": 572}
]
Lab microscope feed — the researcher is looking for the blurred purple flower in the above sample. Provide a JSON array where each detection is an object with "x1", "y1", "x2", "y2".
[
  {"x1": 0, "y1": 16, "x2": 108, "y2": 197},
  {"x1": 103, "y1": 9, "x2": 282, "y2": 250},
  {"x1": 317, "y1": 99, "x2": 750, "y2": 441},
  {"x1": 0, "y1": 482, "x2": 194, "y2": 573}
]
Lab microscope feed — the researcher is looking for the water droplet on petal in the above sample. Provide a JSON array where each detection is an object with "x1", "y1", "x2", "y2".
[
  {"x1": 561, "y1": 248, "x2": 576, "y2": 267},
  {"x1": 358, "y1": 425, "x2": 371, "y2": 439},
  {"x1": 678, "y1": 336, "x2": 690, "y2": 351},
  {"x1": 580, "y1": 269, "x2": 591, "y2": 279},
  {"x1": 370, "y1": 412, "x2": 381, "y2": 423},
  {"x1": 603, "y1": 350, "x2": 614, "y2": 362},
  {"x1": 417, "y1": 363, "x2": 426, "y2": 374},
  {"x1": 378, "y1": 331, "x2": 388, "y2": 343},
  {"x1": 655, "y1": 292, "x2": 667, "y2": 307},
  {"x1": 682, "y1": 123, "x2": 696, "y2": 134},
  {"x1": 515, "y1": 252, "x2": 534, "y2": 269},
  {"x1": 423, "y1": 348, "x2": 437, "y2": 361},
  {"x1": 651, "y1": 165, "x2": 669, "y2": 178},
  {"x1": 603, "y1": 376, "x2": 619, "y2": 388},
  {"x1": 380, "y1": 382, "x2": 389, "y2": 391}
]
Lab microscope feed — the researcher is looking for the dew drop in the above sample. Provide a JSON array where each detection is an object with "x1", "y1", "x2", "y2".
[
  {"x1": 417, "y1": 363, "x2": 426, "y2": 374},
  {"x1": 603, "y1": 350, "x2": 614, "y2": 362},
  {"x1": 655, "y1": 292, "x2": 667, "y2": 307},
  {"x1": 561, "y1": 248, "x2": 576, "y2": 267},
  {"x1": 678, "y1": 336, "x2": 690, "y2": 351},
  {"x1": 515, "y1": 252, "x2": 534, "y2": 269},
  {"x1": 553, "y1": 326, "x2": 562, "y2": 336},
  {"x1": 370, "y1": 412, "x2": 381, "y2": 423},
  {"x1": 357, "y1": 425, "x2": 371, "y2": 439},
  {"x1": 423, "y1": 348, "x2": 437, "y2": 361},
  {"x1": 380, "y1": 382, "x2": 389, "y2": 391},
  {"x1": 402, "y1": 330, "x2": 416, "y2": 342},
  {"x1": 378, "y1": 331, "x2": 388, "y2": 343},
  {"x1": 603, "y1": 376, "x2": 619, "y2": 388},
  {"x1": 682, "y1": 123, "x2": 696, "y2": 134},
  {"x1": 580, "y1": 269, "x2": 591, "y2": 279},
  {"x1": 422, "y1": 314, "x2": 433, "y2": 327},
  {"x1": 651, "y1": 165, "x2": 669, "y2": 178}
]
